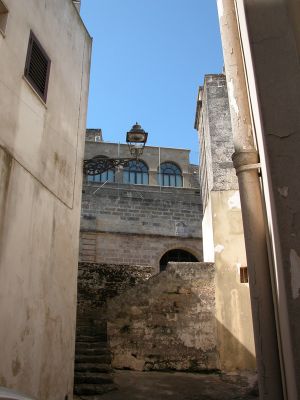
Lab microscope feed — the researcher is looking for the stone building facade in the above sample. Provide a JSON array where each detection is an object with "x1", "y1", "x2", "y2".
[
  {"x1": 0, "y1": 1, "x2": 91, "y2": 399},
  {"x1": 194, "y1": 74, "x2": 255, "y2": 371},
  {"x1": 80, "y1": 129, "x2": 203, "y2": 272}
]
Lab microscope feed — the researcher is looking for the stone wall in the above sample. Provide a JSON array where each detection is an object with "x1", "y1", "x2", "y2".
[
  {"x1": 196, "y1": 75, "x2": 238, "y2": 208},
  {"x1": 81, "y1": 185, "x2": 202, "y2": 237},
  {"x1": 77, "y1": 262, "x2": 154, "y2": 316},
  {"x1": 80, "y1": 184, "x2": 203, "y2": 270},
  {"x1": 107, "y1": 262, "x2": 219, "y2": 372},
  {"x1": 80, "y1": 232, "x2": 202, "y2": 270}
]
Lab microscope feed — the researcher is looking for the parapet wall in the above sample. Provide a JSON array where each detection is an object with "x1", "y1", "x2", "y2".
[{"x1": 81, "y1": 184, "x2": 202, "y2": 238}]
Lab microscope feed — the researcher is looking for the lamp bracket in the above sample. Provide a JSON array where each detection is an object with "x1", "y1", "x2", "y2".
[{"x1": 84, "y1": 156, "x2": 137, "y2": 175}]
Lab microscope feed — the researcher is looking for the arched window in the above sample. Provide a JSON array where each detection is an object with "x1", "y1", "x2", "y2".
[
  {"x1": 159, "y1": 249, "x2": 198, "y2": 272},
  {"x1": 123, "y1": 160, "x2": 149, "y2": 185},
  {"x1": 87, "y1": 156, "x2": 115, "y2": 183},
  {"x1": 158, "y1": 162, "x2": 183, "y2": 187}
]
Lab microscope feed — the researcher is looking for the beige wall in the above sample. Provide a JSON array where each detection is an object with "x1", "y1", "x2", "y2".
[
  {"x1": 204, "y1": 191, "x2": 255, "y2": 370},
  {"x1": 0, "y1": 0, "x2": 91, "y2": 398}
]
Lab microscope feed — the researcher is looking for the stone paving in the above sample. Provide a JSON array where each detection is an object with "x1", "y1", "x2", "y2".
[{"x1": 74, "y1": 370, "x2": 259, "y2": 400}]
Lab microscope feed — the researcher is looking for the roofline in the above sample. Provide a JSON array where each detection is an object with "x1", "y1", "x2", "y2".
[{"x1": 85, "y1": 139, "x2": 191, "y2": 153}]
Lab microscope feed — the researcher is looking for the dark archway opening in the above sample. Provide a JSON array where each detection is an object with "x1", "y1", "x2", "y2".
[{"x1": 159, "y1": 249, "x2": 198, "y2": 272}]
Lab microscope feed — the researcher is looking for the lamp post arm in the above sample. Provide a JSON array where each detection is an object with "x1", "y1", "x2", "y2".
[{"x1": 83, "y1": 156, "x2": 136, "y2": 176}]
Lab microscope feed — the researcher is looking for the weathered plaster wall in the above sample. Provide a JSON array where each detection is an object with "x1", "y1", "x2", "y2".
[
  {"x1": 240, "y1": 0, "x2": 300, "y2": 392},
  {"x1": 80, "y1": 184, "x2": 203, "y2": 271},
  {"x1": 107, "y1": 262, "x2": 219, "y2": 372},
  {"x1": 208, "y1": 191, "x2": 256, "y2": 370},
  {"x1": 0, "y1": 1, "x2": 91, "y2": 398}
]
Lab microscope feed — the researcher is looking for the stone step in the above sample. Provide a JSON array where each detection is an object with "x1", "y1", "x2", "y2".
[
  {"x1": 76, "y1": 328, "x2": 107, "y2": 336},
  {"x1": 76, "y1": 321, "x2": 106, "y2": 328},
  {"x1": 76, "y1": 340, "x2": 107, "y2": 348},
  {"x1": 76, "y1": 395, "x2": 117, "y2": 400},
  {"x1": 75, "y1": 354, "x2": 112, "y2": 364},
  {"x1": 76, "y1": 335, "x2": 107, "y2": 343},
  {"x1": 74, "y1": 372, "x2": 114, "y2": 385},
  {"x1": 75, "y1": 347, "x2": 110, "y2": 356},
  {"x1": 75, "y1": 363, "x2": 113, "y2": 373},
  {"x1": 74, "y1": 383, "x2": 117, "y2": 396}
]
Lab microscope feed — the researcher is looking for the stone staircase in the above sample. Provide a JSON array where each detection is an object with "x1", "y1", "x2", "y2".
[{"x1": 74, "y1": 313, "x2": 117, "y2": 398}]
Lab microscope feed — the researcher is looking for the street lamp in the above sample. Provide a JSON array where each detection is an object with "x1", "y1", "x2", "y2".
[{"x1": 83, "y1": 123, "x2": 148, "y2": 176}]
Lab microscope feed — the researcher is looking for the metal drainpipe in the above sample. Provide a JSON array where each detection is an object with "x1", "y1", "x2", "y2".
[{"x1": 216, "y1": 1, "x2": 283, "y2": 399}]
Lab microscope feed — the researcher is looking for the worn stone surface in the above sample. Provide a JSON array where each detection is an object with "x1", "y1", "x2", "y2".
[
  {"x1": 77, "y1": 262, "x2": 154, "y2": 315},
  {"x1": 75, "y1": 263, "x2": 154, "y2": 398},
  {"x1": 107, "y1": 262, "x2": 218, "y2": 372},
  {"x1": 195, "y1": 75, "x2": 238, "y2": 209},
  {"x1": 74, "y1": 370, "x2": 258, "y2": 400}
]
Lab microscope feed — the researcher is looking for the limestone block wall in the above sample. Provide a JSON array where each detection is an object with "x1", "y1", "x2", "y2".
[
  {"x1": 80, "y1": 185, "x2": 203, "y2": 270},
  {"x1": 80, "y1": 232, "x2": 202, "y2": 271},
  {"x1": 107, "y1": 262, "x2": 219, "y2": 372},
  {"x1": 81, "y1": 185, "x2": 202, "y2": 237}
]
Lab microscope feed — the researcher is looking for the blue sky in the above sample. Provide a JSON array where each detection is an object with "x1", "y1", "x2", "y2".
[{"x1": 81, "y1": 1, "x2": 223, "y2": 164}]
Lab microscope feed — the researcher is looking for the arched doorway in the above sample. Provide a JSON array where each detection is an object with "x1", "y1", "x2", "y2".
[{"x1": 159, "y1": 249, "x2": 198, "y2": 272}]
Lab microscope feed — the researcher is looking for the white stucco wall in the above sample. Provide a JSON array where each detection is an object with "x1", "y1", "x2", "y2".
[{"x1": 0, "y1": 0, "x2": 91, "y2": 398}]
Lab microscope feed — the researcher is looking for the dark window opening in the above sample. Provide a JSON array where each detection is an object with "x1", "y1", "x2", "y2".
[
  {"x1": 123, "y1": 160, "x2": 149, "y2": 185},
  {"x1": 24, "y1": 31, "x2": 51, "y2": 102},
  {"x1": 158, "y1": 162, "x2": 183, "y2": 187},
  {"x1": 87, "y1": 169, "x2": 115, "y2": 183},
  {"x1": 240, "y1": 266, "x2": 248, "y2": 283},
  {"x1": 159, "y1": 249, "x2": 198, "y2": 272},
  {"x1": 0, "y1": 1, "x2": 8, "y2": 35}
]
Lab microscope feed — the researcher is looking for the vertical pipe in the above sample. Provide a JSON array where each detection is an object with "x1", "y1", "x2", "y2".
[{"x1": 216, "y1": 1, "x2": 283, "y2": 398}]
